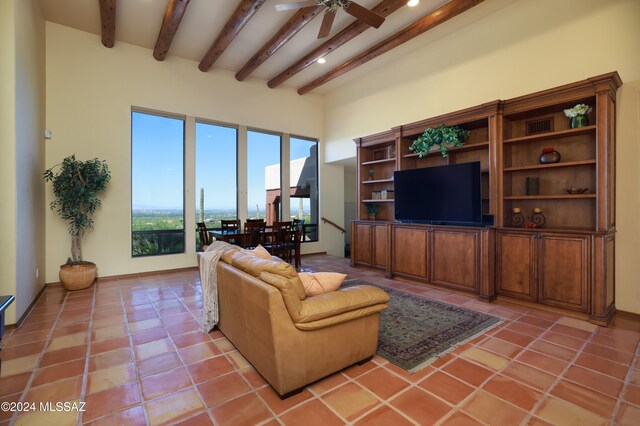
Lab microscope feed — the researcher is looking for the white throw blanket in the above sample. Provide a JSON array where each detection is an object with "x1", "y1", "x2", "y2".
[{"x1": 199, "y1": 240, "x2": 236, "y2": 333}]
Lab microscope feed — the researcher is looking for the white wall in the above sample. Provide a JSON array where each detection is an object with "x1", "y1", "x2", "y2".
[
  {"x1": 324, "y1": 0, "x2": 640, "y2": 312},
  {"x1": 45, "y1": 23, "x2": 332, "y2": 282},
  {"x1": 0, "y1": 0, "x2": 46, "y2": 324}
]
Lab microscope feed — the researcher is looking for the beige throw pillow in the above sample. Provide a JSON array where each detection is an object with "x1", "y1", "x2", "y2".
[
  {"x1": 299, "y1": 272, "x2": 347, "y2": 297},
  {"x1": 245, "y1": 244, "x2": 272, "y2": 260}
]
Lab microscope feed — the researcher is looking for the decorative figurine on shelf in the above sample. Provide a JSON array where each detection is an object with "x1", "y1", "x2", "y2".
[
  {"x1": 532, "y1": 207, "x2": 546, "y2": 227},
  {"x1": 564, "y1": 103, "x2": 592, "y2": 128},
  {"x1": 540, "y1": 147, "x2": 561, "y2": 164},
  {"x1": 511, "y1": 207, "x2": 525, "y2": 227},
  {"x1": 368, "y1": 168, "x2": 375, "y2": 180}
]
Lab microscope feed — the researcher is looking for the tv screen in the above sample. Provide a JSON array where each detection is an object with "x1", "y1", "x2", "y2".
[{"x1": 394, "y1": 162, "x2": 482, "y2": 226}]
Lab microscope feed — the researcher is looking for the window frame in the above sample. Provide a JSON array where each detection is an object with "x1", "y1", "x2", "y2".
[{"x1": 289, "y1": 134, "x2": 320, "y2": 243}]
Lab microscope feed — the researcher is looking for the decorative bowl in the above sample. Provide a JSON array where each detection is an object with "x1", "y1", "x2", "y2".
[{"x1": 562, "y1": 187, "x2": 589, "y2": 194}]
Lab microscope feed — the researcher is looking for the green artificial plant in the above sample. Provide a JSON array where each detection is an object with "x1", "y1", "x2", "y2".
[
  {"x1": 44, "y1": 155, "x2": 111, "y2": 264},
  {"x1": 409, "y1": 124, "x2": 470, "y2": 158},
  {"x1": 366, "y1": 203, "x2": 380, "y2": 216}
]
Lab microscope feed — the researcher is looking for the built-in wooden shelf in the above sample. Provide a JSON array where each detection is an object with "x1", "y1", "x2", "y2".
[
  {"x1": 504, "y1": 159, "x2": 596, "y2": 172},
  {"x1": 361, "y1": 178, "x2": 394, "y2": 184},
  {"x1": 503, "y1": 125, "x2": 596, "y2": 145},
  {"x1": 361, "y1": 158, "x2": 396, "y2": 166},
  {"x1": 402, "y1": 141, "x2": 489, "y2": 158},
  {"x1": 504, "y1": 194, "x2": 596, "y2": 200},
  {"x1": 362, "y1": 199, "x2": 394, "y2": 203}
]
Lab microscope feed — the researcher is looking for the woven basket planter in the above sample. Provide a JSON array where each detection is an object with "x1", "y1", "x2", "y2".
[{"x1": 59, "y1": 263, "x2": 97, "y2": 291}]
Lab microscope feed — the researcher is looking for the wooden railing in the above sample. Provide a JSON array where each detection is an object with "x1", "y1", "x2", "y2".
[{"x1": 321, "y1": 217, "x2": 346, "y2": 234}]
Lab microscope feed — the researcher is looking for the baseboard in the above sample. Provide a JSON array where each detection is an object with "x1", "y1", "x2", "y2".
[
  {"x1": 45, "y1": 265, "x2": 199, "y2": 286},
  {"x1": 6, "y1": 283, "x2": 48, "y2": 328}
]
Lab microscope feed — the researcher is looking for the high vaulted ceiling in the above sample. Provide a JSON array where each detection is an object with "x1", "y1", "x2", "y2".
[{"x1": 40, "y1": 0, "x2": 485, "y2": 94}]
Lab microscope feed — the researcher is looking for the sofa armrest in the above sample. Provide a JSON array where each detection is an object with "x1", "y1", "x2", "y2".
[
  {"x1": 296, "y1": 285, "x2": 389, "y2": 324},
  {"x1": 295, "y1": 303, "x2": 387, "y2": 330}
]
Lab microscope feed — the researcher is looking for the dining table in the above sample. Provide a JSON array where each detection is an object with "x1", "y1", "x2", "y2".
[{"x1": 209, "y1": 227, "x2": 302, "y2": 268}]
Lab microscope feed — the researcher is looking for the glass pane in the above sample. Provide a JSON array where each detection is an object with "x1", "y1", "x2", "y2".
[
  {"x1": 195, "y1": 122, "x2": 238, "y2": 250},
  {"x1": 247, "y1": 130, "x2": 281, "y2": 225},
  {"x1": 131, "y1": 111, "x2": 185, "y2": 256},
  {"x1": 290, "y1": 137, "x2": 319, "y2": 242}
]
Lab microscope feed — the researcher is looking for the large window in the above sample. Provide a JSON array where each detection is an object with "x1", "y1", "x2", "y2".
[
  {"x1": 247, "y1": 130, "x2": 281, "y2": 224},
  {"x1": 290, "y1": 137, "x2": 319, "y2": 242},
  {"x1": 195, "y1": 121, "x2": 237, "y2": 249},
  {"x1": 131, "y1": 111, "x2": 185, "y2": 256}
]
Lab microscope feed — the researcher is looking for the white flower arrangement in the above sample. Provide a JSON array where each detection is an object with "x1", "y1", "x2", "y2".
[{"x1": 564, "y1": 104, "x2": 592, "y2": 118}]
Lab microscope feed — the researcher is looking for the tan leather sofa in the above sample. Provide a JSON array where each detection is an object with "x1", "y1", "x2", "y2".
[{"x1": 214, "y1": 248, "x2": 389, "y2": 397}]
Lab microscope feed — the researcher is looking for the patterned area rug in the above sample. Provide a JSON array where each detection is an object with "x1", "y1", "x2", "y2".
[{"x1": 343, "y1": 279, "x2": 503, "y2": 373}]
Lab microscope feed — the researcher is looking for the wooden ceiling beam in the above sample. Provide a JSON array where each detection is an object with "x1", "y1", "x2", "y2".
[
  {"x1": 235, "y1": 5, "x2": 324, "y2": 81},
  {"x1": 98, "y1": 0, "x2": 116, "y2": 48},
  {"x1": 153, "y1": 0, "x2": 191, "y2": 61},
  {"x1": 297, "y1": 0, "x2": 484, "y2": 95},
  {"x1": 267, "y1": 0, "x2": 407, "y2": 89},
  {"x1": 199, "y1": 0, "x2": 266, "y2": 72}
]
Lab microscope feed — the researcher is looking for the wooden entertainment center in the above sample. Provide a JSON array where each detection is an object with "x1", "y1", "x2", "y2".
[{"x1": 351, "y1": 72, "x2": 621, "y2": 325}]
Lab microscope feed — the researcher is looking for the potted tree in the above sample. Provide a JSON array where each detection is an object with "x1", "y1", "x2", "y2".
[{"x1": 44, "y1": 155, "x2": 111, "y2": 290}]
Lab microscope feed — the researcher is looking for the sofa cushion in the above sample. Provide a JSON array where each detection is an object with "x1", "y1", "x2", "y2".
[
  {"x1": 297, "y1": 285, "x2": 389, "y2": 324},
  {"x1": 299, "y1": 272, "x2": 347, "y2": 297},
  {"x1": 259, "y1": 272, "x2": 303, "y2": 321},
  {"x1": 231, "y1": 251, "x2": 305, "y2": 300}
]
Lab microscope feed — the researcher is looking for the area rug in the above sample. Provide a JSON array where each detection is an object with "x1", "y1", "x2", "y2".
[{"x1": 343, "y1": 279, "x2": 503, "y2": 373}]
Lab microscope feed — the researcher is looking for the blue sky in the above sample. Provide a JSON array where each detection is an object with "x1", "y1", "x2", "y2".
[{"x1": 132, "y1": 112, "x2": 315, "y2": 212}]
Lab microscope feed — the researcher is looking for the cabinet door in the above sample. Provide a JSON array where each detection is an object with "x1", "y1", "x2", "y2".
[
  {"x1": 496, "y1": 232, "x2": 536, "y2": 300},
  {"x1": 430, "y1": 228, "x2": 480, "y2": 292},
  {"x1": 373, "y1": 224, "x2": 387, "y2": 269},
  {"x1": 392, "y1": 226, "x2": 428, "y2": 279},
  {"x1": 538, "y1": 234, "x2": 590, "y2": 312},
  {"x1": 353, "y1": 223, "x2": 373, "y2": 266}
]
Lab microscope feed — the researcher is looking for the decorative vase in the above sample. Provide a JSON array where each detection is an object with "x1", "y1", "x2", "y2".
[
  {"x1": 570, "y1": 115, "x2": 589, "y2": 128},
  {"x1": 540, "y1": 150, "x2": 561, "y2": 164},
  {"x1": 367, "y1": 214, "x2": 376, "y2": 221}
]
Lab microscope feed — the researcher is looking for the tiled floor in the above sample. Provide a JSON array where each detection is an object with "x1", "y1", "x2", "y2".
[{"x1": 1, "y1": 254, "x2": 639, "y2": 425}]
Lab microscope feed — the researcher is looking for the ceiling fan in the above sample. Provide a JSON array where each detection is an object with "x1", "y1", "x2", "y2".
[{"x1": 275, "y1": 0, "x2": 385, "y2": 39}]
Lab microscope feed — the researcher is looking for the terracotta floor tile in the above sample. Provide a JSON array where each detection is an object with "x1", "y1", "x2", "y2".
[
  {"x1": 308, "y1": 372, "x2": 348, "y2": 395},
  {"x1": 92, "y1": 316, "x2": 127, "y2": 329},
  {"x1": 25, "y1": 376, "x2": 83, "y2": 403},
  {"x1": 563, "y1": 365, "x2": 623, "y2": 397},
  {"x1": 0, "y1": 354, "x2": 39, "y2": 378},
  {"x1": 172, "y1": 331, "x2": 211, "y2": 349},
  {"x1": 210, "y1": 392, "x2": 271, "y2": 426},
  {"x1": 355, "y1": 405, "x2": 413, "y2": 425},
  {"x1": 0, "y1": 372, "x2": 31, "y2": 397},
  {"x1": 623, "y1": 384, "x2": 640, "y2": 406},
  {"x1": 212, "y1": 337, "x2": 236, "y2": 353},
  {"x1": 575, "y1": 352, "x2": 628, "y2": 380},
  {"x1": 90, "y1": 336, "x2": 131, "y2": 355},
  {"x1": 356, "y1": 366, "x2": 410, "y2": 400},
  {"x1": 550, "y1": 324, "x2": 592, "y2": 340},
  {"x1": 258, "y1": 386, "x2": 314, "y2": 414},
  {"x1": 483, "y1": 375, "x2": 543, "y2": 411},
  {"x1": 145, "y1": 387, "x2": 204, "y2": 426},
  {"x1": 535, "y1": 397, "x2": 607, "y2": 426},
  {"x1": 528, "y1": 340, "x2": 577, "y2": 362},
  {"x1": 323, "y1": 382, "x2": 380, "y2": 421},
  {"x1": 390, "y1": 387, "x2": 451, "y2": 424},
  {"x1": 13, "y1": 401, "x2": 80, "y2": 426},
  {"x1": 506, "y1": 321, "x2": 546, "y2": 338},
  {"x1": 129, "y1": 318, "x2": 163, "y2": 333},
  {"x1": 616, "y1": 403, "x2": 640, "y2": 426},
  {"x1": 590, "y1": 333, "x2": 638, "y2": 353},
  {"x1": 539, "y1": 330, "x2": 585, "y2": 350},
  {"x1": 280, "y1": 399, "x2": 343, "y2": 426},
  {"x1": 0, "y1": 394, "x2": 21, "y2": 423},
  {"x1": 516, "y1": 350, "x2": 568, "y2": 375},
  {"x1": 476, "y1": 337, "x2": 523, "y2": 359},
  {"x1": 131, "y1": 327, "x2": 168, "y2": 346},
  {"x1": 382, "y1": 361, "x2": 435, "y2": 383},
  {"x1": 187, "y1": 355, "x2": 234, "y2": 384},
  {"x1": 32, "y1": 358, "x2": 86, "y2": 387},
  {"x1": 226, "y1": 350, "x2": 250, "y2": 370},
  {"x1": 239, "y1": 365, "x2": 269, "y2": 390},
  {"x1": 501, "y1": 362, "x2": 557, "y2": 392},
  {"x1": 419, "y1": 371, "x2": 474, "y2": 404},
  {"x1": 583, "y1": 343, "x2": 634, "y2": 365},
  {"x1": 442, "y1": 358, "x2": 494, "y2": 387},
  {"x1": 460, "y1": 347, "x2": 509, "y2": 370},
  {"x1": 0, "y1": 340, "x2": 46, "y2": 360},
  {"x1": 165, "y1": 320, "x2": 200, "y2": 336},
  {"x1": 52, "y1": 322, "x2": 89, "y2": 338},
  {"x1": 550, "y1": 380, "x2": 616, "y2": 418},
  {"x1": 170, "y1": 411, "x2": 213, "y2": 426},
  {"x1": 87, "y1": 362, "x2": 137, "y2": 394},
  {"x1": 134, "y1": 337, "x2": 174, "y2": 360},
  {"x1": 91, "y1": 324, "x2": 128, "y2": 343},
  {"x1": 88, "y1": 347, "x2": 134, "y2": 372},
  {"x1": 493, "y1": 329, "x2": 536, "y2": 347},
  {"x1": 439, "y1": 411, "x2": 485, "y2": 426},
  {"x1": 462, "y1": 390, "x2": 527, "y2": 425},
  {"x1": 137, "y1": 351, "x2": 182, "y2": 377},
  {"x1": 197, "y1": 372, "x2": 251, "y2": 408},
  {"x1": 83, "y1": 382, "x2": 142, "y2": 423},
  {"x1": 141, "y1": 366, "x2": 192, "y2": 400},
  {"x1": 557, "y1": 316, "x2": 598, "y2": 333},
  {"x1": 5, "y1": 329, "x2": 49, "y2": 345},
  {"x1": 178, "y1": 342, "x2": 221, "y2": 365},
  {"x1": 84, "y1": 405, "x2": 147, "y2": 426},
  {"x1": 517, "y1": 315, "x2": 556, "y2": 330}
]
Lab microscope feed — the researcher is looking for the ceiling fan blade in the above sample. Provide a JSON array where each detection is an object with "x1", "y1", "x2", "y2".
[
  {"x1": 344, "y1": 1, "x2": 385, "y2": 28},
  {"x1": 275, "y1": 1, "x2": 318, "y2": 11},
  {"x1": 317, "y1": 9, "x2": 336, "y2": 39}
]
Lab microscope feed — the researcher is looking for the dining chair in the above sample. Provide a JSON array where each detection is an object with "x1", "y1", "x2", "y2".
[
  {"x1": 266, "y1": 221, "x2": 294, "y2": 263},
  {"x1": 220, "y1": 219, "x2": 241, "y2": 246},
  {"x1": 243, "y1": 220, "x2": 267, "y2": 249},
  {"x1": 196, "y1": 222, "x2": 212, "y2": 250}
]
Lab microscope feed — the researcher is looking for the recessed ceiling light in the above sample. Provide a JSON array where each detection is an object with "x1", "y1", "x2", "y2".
[
  {"x1": 317, "y1": 58, "x2": 326, "y2": 64},
  {"x1": 407, "y1": 0, "x2": 419, "y2": 6}
]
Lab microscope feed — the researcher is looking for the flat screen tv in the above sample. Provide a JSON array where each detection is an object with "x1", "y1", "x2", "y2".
[{"x1": 394, "y1": 162, "x2": 482, "y2": 226}]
